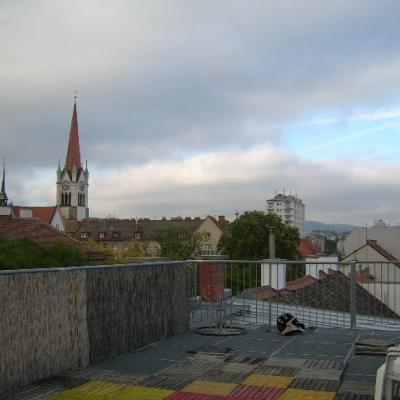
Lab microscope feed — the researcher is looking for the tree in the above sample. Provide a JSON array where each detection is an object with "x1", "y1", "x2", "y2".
[
  {"x1": 152, "y1": 227, "x2": 205, "y2": 260},
  {"x1": 218, "y1": 211, "x2": 301, "y2": 293},
  {"x1": 218, "y1": 211, "x2": 300, "y2": 260},
  {"x1": 0, "y1": 236, "x2": 87, "y2": 270}
]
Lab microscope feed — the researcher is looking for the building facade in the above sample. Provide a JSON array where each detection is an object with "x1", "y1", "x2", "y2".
[
  {"x1": 266, "y1": 193, "x2": 305, "y2": 237},
  {"x1": 66, "y1": 215, "x2": 227, "y2": 258},
  {"x1": 56, "y1": 100, "x2": 89, "y2": 221}
]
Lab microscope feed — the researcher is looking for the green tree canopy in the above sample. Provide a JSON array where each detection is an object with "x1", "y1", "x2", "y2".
[
  {"x1": 152, "y1": 227, "x2": 205, "y2": 260},
  {"x1": 0, "y1": 236, "x2": 87, "y2": 270},
  {"x1": 218, "y1": 211, "x2": 300, "y2": 260}
]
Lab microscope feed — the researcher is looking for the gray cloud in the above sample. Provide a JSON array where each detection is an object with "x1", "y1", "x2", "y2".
[{"x1": 1, "y1": 1, "x2": 400, "y2": 224}]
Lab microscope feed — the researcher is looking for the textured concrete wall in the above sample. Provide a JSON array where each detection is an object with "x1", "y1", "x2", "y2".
[{"x1": 0, "y1": 263, "x2": 193, "y2": 394}]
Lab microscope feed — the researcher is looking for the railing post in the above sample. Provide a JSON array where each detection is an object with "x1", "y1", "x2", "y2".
[{"x1": 350, "y1": 261, "x2": 357, "y2": 330}]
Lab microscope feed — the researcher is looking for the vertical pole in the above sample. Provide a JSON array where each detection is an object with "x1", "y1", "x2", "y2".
[
  {"x1": 350, "y1": 261, "x2": 357, "y2": 330},
  {"x1": 268, "y1": 262, "x2": 272, "y2": 330},
  {"x1": 269, "y1": 229, "x2": 276, "y2": 260}
]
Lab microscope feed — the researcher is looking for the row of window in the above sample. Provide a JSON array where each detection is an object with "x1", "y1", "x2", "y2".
[
  {"x1": 61, "y1": 193, "x2": 86, "y2": 206},
  {"x1": 81, "y1": 231, "x2": 142, "y2": 240}
]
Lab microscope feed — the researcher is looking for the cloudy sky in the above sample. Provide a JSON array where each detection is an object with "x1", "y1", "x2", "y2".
[{"x1": 1, "y1": 0, "x2": 400, "y2": 225}]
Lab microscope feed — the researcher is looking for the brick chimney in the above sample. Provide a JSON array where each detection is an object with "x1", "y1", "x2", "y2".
[{"x1": 218, "y1": 215, "x2": 226, "y2": 227}]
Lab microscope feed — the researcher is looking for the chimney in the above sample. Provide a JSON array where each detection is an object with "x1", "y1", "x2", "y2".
[
  {"x1": 218, "y1": 215, "x2": 226, "y2": 227},
  {"x1": 261, "y1": 260, "x2": 286, "y2": 290}
]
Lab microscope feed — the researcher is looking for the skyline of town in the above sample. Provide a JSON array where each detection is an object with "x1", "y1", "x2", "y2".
[{"x1": 1, "y1": 1, "x2": 400, "y2": 225}]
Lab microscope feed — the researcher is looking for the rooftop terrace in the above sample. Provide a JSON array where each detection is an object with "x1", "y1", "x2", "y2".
[
  {"x1": 3, "y1": 325, "x2": 395, "y2": 399},
  {"x1": 1, "y1": 260, "x2": 400, "y2": 399}
]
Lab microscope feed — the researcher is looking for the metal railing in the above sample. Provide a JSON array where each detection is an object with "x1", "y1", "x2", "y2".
[{"x1": 189, "y1": 260, "x2": 400, "y2": 331}]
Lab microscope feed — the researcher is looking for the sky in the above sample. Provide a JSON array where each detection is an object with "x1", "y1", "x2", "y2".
[{"x1": 1, "y1": 0, "x2": 400, "y2": 225}]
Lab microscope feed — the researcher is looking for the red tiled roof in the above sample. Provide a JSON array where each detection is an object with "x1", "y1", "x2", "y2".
[
  {"x1": 65, "y1": 103, "x2": 82, "y2": 171},
  {"x1": 297, "y1": 238, "x2": 320, "y2": 258},
  {"x1": 0, "y1": 216, "x2": 102, "y2": 260},
  {"x1": 12, "y1": 205, "x2": 58, "y2": 224}
]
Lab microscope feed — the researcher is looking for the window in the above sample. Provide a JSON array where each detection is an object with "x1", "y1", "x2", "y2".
[
  {"x1": 61, "y1": 192, "x2": 71, "y2": 206},
  {"x1": 78, "y1": 193, "x2": 85, "y2": 206},
  {"x1": 112, "y1": 232, "x2": 120, "y2": 239},
  {"x1": 98, "y1": 232, "x2": 105, "y2": 239},
  {"x1": 134, "y1": 232, "x2": 142, "y2": 240},
  {"x1": 205, "y1": 232, "x2": 211, "y2": 240},
  {"x1": 205, "y1": 243, "x2": 212, "y2": 250},
  {"x1": 80, "y1": 232, "x2": 89, "y2": 239}
]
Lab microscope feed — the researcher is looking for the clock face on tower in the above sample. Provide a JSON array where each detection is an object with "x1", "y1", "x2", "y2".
[
  {"x1": 62, "y1": 181, "x2": 70, "y2": 190},
  {"x1": 79, "y1": 181, "x2": 85, "y2": 191}
]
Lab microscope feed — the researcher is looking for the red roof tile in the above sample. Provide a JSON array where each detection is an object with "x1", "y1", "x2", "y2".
[
  {"x1": 12, "y1": 205, "x2": 58, "y2": 224},
  {"x1": 0, "y1": 216, "x2": 102, "y2": 260},
  {"x1": 65, "y1": 103, "x2": 82, "y2": 171},
  {"x1": 297, "y1": 238, "x2": 320, "y2": 258}
]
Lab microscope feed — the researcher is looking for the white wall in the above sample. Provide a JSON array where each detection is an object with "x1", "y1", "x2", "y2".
[
  {"x1": 305, "y1": 256, "x2": 339, "y2": 278},
  {"x1": 261, "y1": 261, "x2": 286, "y2": 290},
  {"x1": 339, "y1": 226, "x2": 400, "y2": 259}
]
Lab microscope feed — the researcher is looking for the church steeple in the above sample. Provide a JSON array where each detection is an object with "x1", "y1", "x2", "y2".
[
  {"x1": 0, "y1": 160, "x2": 8, "y2": 207},
  {"x1": 65, "y1": 96, "x2": 82, "y2": 172},
  {"x1": 56, "y1": 96, "x2": 89, "y2": 221}
]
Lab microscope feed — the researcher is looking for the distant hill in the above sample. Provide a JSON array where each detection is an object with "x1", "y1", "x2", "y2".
[{"x1": 305, "y1": 221, "x2": 359, "y2": 234}]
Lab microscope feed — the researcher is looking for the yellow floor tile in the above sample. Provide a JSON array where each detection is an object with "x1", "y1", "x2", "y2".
[
  {"x1": 181, "y1": 380, "x2": 238, "y2": 396},
  {"x1": 49, "y1": 381, "x2": 125, "y2": 400},
  {"x1": 114, "y1": 385, "x2": 174, "y2": 400},
  {"x1": 49, "y1": 381, "x2": 174, "y2": 400},
  {"x1": 278, "y1": 388, "x2": 336, "y2": 400},
  {"x1": 243, "y1": 374, "x2": 294, "y2": 388}
]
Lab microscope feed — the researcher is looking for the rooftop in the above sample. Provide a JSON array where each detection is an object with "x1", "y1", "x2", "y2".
[{"x1": 3, "y1": 325, "x2": 393, "y2": 399}]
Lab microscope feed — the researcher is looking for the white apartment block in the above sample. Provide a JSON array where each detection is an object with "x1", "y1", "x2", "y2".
[{"x1": 266, "y1": 193, "x2": 305, "y2": 237}]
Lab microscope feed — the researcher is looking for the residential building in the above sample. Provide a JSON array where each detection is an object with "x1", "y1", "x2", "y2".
[
  {"x1": 56, "y1": 98, "x2": 89, "y2": 221},
  {"x1": 0, "y1": 215, "x2": 102, "y2": 261},
  {"x1": 66, "y1": 215, "x2": 227, "y2": 258},
  {"x1": 337, "y1": 225, "x2": 400, "y2": 259},
  {"x1": 11, "y1": 205, "x2": 65, "y2": 231},
  {"x1": 266, "y1": 193, "x2": 305, "y2": 237}
]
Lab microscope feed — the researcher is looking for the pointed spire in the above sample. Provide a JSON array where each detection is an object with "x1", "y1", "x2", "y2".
[
  {"x1": 0, "y1": 159, "x2": 8, "y2": 206},
  {"x1": 65, "y1": 94, "x2": 82, "y2": 172}
]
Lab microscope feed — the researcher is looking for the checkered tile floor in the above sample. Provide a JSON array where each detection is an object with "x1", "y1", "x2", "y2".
[
  {"x1": 14, "y1": 353, "x2": 369, "y2": 400},
  {"x1": 4, "y1": 326, "x2": 386, "y2": 400}
]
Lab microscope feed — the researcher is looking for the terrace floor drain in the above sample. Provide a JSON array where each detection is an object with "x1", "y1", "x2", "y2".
[{"x1": 193, "y1": 326, "x2": 247, "y2": 336}]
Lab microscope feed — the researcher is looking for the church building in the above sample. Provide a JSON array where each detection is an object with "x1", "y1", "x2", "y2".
[{"x1": 56, "y1": 99, "x2": 89, "y2": 221}]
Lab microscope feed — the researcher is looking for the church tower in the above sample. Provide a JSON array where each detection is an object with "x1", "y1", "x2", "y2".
[
  {"x1": 0, "y1": 161, "x2": 11, "y2": 216},
  {"x1": 56, "y1": 98, "x2": 89, "y2": 221}
]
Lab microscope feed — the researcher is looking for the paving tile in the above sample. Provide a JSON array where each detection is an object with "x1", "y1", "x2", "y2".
[
  {"x1": 139, "y1": 373, "x2": 199, "y2": 390},
  {"x1": 296, "y1": 369, "x2": 343, "y2": 381},
  {"x1": 166, "y1": 393, "x2": 224, "y2": 400},
  {"x1": 337, "y1": 381, "x2": 375, "y2": 395},
  {"x1": 49, "y1": 381, "x2": 175, "y2": 400},
  {"x1": 67, "y1": 368, "x2": 148, "y2": 384},
  {"x1": 229, "y1": 384, "x2": 285, "y2": 399},
  {"x1": 181, "y1": 380, "x2": 238, "y2": 396},
  {"x1": 175, "y1": 355, "x2": 228, "y2": 372},
  {"x1": 263, "y1": 358, "x2": 307, "y2": 368},
  {"x1": 243, "y1": 374, "x2": 293, "y2": 388},
  {"x1": 200, "y1": 371, "x2": 251, "y2": 384},
  {"x1": 278, "y1": 388, "x2": 336, "y2": 400},
  {"x1": 334, "y1": 394, "x2": 373, "y2": 400},
  {"x1": 290, "y1": 378, "x2": 340, "y2": 391},
  {"x1": 2, "y1": 385, "x2": 63, "y2": 400},
  {"x1": 254, "y1": 365, "x2": 299, "y2": 376},
  {"x1": 221, "y1": 362, "x2": 258, "y2": 374},
  {"x1": 114, "y1": 384, "x2": 175, "y2": 400},
  {"x1": 37, "y1": 376, "x2": 87, "y2": 389},
  {"x1": 303, "y1": 360, "x2": 345, "y2": 370},
  {"x1": 226, "y1": 355, "x2": 268, "y2": 365},
  {"x1": 48, "y1": 381, "x2": 125, "y2": 400}
]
